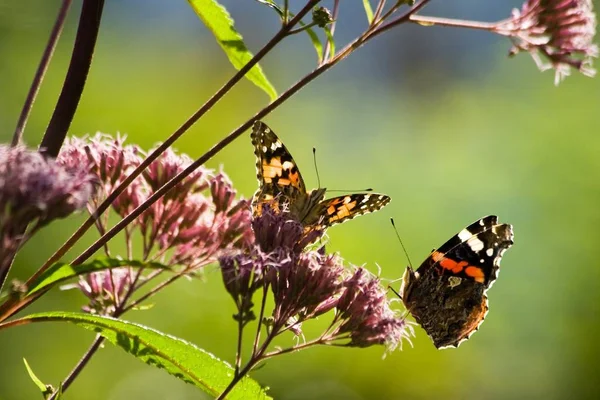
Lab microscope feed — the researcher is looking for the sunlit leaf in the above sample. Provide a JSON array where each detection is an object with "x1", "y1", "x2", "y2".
[
  {"x1": 362, "y1": 0, "x2": 374, "y2": 24},
  {"x1": 27, "y1": 258, "x2": 170, "y2": 296},
  {"x1": 324, "y1": 26, "x2": 335, "y2": 61},
  {"x1": 301, "y1": 22, "x2": 324, "y2": 63},
  {"x1": 188, "y1": 0, "x2": 277, "y2": 100},
  {"x1": 19, "y1": 312, "x2": 271, "y2": 400},
  {"x1": 23, "y1": 358, "x2": 53, "y2": 398},
  {"x1": 255, "y1": 0, "x2": 283, "y2": 17}
]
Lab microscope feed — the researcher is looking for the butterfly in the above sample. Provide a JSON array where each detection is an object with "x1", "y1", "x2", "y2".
[
  {"x1": 398, "y1": 215, "x2": 514, "y2": 349},
  {"x1": 250, "y1": 121, "x2": 391, "y2": 235}
]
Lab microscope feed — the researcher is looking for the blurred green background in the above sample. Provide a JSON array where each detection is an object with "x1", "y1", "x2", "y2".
[{"x1": 1, "y1": 1, "x2": 599, "y2": 399}]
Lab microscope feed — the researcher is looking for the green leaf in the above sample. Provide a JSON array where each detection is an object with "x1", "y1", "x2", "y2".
[
  {"x1": 27, "y1": 258, "x2": 170, "y2": 297},
  {"x1": 187, "y1": 0, "x2": 277, "y2": 101},
  {"x1": 21, "y1": 312, "x2": 271, "y2": 400},
  {"x1": 362, "y1": 0, "x2": 374, "y2": 24},
  {"x1": 324, "y1": 26, "x2": 335, "y2": 61},
  {"x1": 54, "y1": 385, "x2": 63, "y2": 400},
  {"x1": 23, "y1": 358, "x2": 53, "y2": 398},
  {"x1": 300, "y1": 22, "x2": 323, "y2": 63},
  {"x1": 255, "y1": 0, "x2": 284, "y2": 17}
]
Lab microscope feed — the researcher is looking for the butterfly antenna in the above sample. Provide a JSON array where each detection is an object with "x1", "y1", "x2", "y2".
[
  {"x1": 328, "y1": 188, "x2": 373, "y2": 193},
  {"x1": 390, "y1": 218, "x2": 413, "y2": 269},
  {"x1": 313, "y1": 147, "x2": 322, "y2": 188}
]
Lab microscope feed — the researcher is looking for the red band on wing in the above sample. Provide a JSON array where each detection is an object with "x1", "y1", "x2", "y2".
[{"x1": 431, "y1": 251, "x2": 485, "y2": 283}]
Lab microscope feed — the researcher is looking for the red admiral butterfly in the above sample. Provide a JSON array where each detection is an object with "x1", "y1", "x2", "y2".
[{"x1": 399, "y1": 216, "x2": 514, "y2": 349}]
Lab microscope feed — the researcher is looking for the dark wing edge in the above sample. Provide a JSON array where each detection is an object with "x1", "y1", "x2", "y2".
[{"x1": 422, "y1": 216, "x2": 514, "y2": 288}]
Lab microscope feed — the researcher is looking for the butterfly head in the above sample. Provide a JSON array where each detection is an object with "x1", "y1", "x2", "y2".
[{"x1": 398, "y1": 265, "x2": 418, "y2": 304}]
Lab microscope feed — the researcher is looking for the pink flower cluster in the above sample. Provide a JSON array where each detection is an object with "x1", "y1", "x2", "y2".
[
  {"x1": 220, "y1": 206, "x2": 413, "y2": 352},
  {"x1": 497, "y1": 0, "x2": 598, "y2": 84},
  {"x1": 58, "y1": 134, "x2": 253, "y2": 313},
  {"x1": 0, "y1": 145, "x2": 96, "y2": 279}
]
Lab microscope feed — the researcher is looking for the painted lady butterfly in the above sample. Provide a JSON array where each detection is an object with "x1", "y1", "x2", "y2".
[{"x1": 251, "y1": 121, "x2": 391, "y2": 234}]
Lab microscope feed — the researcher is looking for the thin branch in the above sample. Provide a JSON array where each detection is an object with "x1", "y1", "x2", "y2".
[
  {"x1": 12, "y1": 0, "x2": 73, "y2": 147},
  {"x1": 372, "y1": 0, "x2": 387, "y2": 23},
  {"x1": 234, "y1": 299, "x2": 245, "y2": 375},
  {"x1": 367, "y1": 0, "x2": 432, "y2": 39},
  {"x1": 68, "y1": 59, "x2": 336, "y2": 275},
  {"x1": 287, "y1": 21, "x2": 319, "y2": 35},
  {"x1": 0, "y1": 0, "x2": 414, "y2": 323},
  {"x1": 409, "y1": 14, "x2": 497, "y2": 31},
  {"x1": 261, "y1": 337, "x2": 327, "y2": 360},
  {"x1": 217, "y1": 325, "x2": 279, "y2": 400},
  {"x1": 47, "y1": 336, "x2": 105, "y2": 400},
  {"x1": 252, "y1": 284, "x2": 269, "y2": 356},
  {"x1": 21, "y1": 0, "x2": 321, "y2": 296},
  {"x1": 40, "y1": 0, "x2": 106, "y2": 157}
]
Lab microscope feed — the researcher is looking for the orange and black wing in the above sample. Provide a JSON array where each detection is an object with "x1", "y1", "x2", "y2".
[
  {"x1": 251, "y1": 121, "x2": 307, "y2": 214},
  {"x1": 424, "y1": 215, "x2": 514, "y2": 288},
  {"x1": 313, "y1": 193, "x2": 391, "y2": 229}
]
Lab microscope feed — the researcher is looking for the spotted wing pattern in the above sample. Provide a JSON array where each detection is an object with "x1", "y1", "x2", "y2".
[
  {"x1": 399, "y1": 216, "x2": 514, "y2": 349},
  {"x1": 311, "y1": 193, "x2": 392, "y2": 229},
  {"x1": 250, "y1": 121, "x2": 390, "y2": 231}
]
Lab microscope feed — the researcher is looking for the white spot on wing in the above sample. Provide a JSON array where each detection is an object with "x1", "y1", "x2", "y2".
[
  {"x1": 458, "y1": 229, "x2": 472, "y2": 241},
  {"x1": 486, "y1": 248, "x2": 494, "y2": 257},
  {"x1": 270, "y1": 142, "x2": 281, "y2": 151},
  {"x1": 468, "y1": 237, "x2": 485, "y2": 252}
]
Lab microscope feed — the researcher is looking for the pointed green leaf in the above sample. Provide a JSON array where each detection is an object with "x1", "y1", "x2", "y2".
[
  {"x1": 20, "y1": 312, "x2": 270, "y2": 400},
  {"x1": 23, "y1": 358, "x2": 53, "y2": 398},
  {"x1": 27, "y1": 258, "x2": 170, "y2": 296},
  {"x1": 324, "y1": 26, "x2": 335, "y2": 61},
  {"x1": 54, "y1": 384, "x2": 63, "y2": 400},
  {"x1": 255, "y1": 0, "x2": 284, "y2": 17},
  {"x1": 362, "y1": 0, "x2": 374, "y2": 24},
  {"x1": 300, "y1": 22, "x2": 323, "y2": 63},
  {"x1": 187, "y1": 0, "x2": 277, "y2": 100}
]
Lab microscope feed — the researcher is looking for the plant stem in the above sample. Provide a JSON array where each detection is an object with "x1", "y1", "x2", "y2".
[
  {"x1": 409, "y1": 14, "x2": 497, "y2": 31},
  {"x1": 40, "y1": 0, "x2": 106, "y2": 158},
  {"x1": 18, "y1": 0, "x2": 321, "y2": 303},
  {"x1": 45, "y1": 263, "x2": 193, "y2": 399},
  {"x1": 288, "y1": 21, "x2": 319, "y2": 35},
  {"x1": 261, "y1": 337, "x2": 326, "y2": 359},
  {"x1": 47, "y1": 335, "x2": 105, "y2": 400},
  {"x1": 65, "y1": 60, "x2": 337, "y2": 280},
  {"x1": 217, "y1": 327, "x2": 278, "y2": 400},
  {"x1": 372, "y1": 0, "x2": 387, "y2": 23},
  {"x1": 0, "y1": 0, "x2": 430, "y2": 324},
  {"x1": 366, "y1": 0, "x2": 433, "y2": 39},
  {"x1": 11, "y1": 0, "x2": 73, "y2": 147},
  {"x1": 252, "y1": 284, "x2": 269, "y2": 355},
  {"x1": 234, "y1": 299, "x2": 245, "y2": 375}
]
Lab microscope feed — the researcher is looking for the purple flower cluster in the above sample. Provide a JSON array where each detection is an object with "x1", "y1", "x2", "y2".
[
  {"x1": 58, "y1": 134, "x2": 253, "y2": 313},
  {"x1": 220, "y1": 205, "x2": 413, "y2": 352},
  {"x1": 497, "y1": 0, "x2": 598, "y2": 84},
  {"x1": 74, "y1": 268, "x2": 133, "y2": 315},
  {"x1": 0, "y1": 145, "x2": 96, "y2": 278}
]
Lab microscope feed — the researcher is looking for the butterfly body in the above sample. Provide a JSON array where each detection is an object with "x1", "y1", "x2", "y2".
[
  {"x1": 251, "y1": 121, "x2": 390, "y2": 233},
  {"x1": 400, "y1": 216, "x2": 514, "y2": 349}
]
